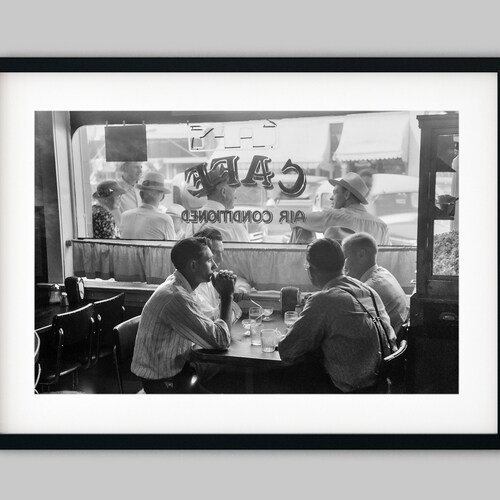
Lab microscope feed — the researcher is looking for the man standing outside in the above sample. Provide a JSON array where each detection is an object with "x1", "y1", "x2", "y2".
[
  {"x1": 114, "y1": 161, "x2": 143, "y2": 222},
  {"x1": 342, "y1": 232, "x2": 409, "y2": 337},
  {"x1": 279, "y1": 238, "x2": 396, "y2": 393},
  {"x1": 185, "y1": 164, "x2": 251, "y2": 242},
  {"x1": 131, "y1": 237, "x2": 235, "y2": 393},
  {"x1": 120, "y1": 171, "x2": 176, "y2": 240},
  {"x1": 290, "y1": 172, "x2": 390, "y2": 245}
]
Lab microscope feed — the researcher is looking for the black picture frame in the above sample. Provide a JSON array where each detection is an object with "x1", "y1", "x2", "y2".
[{"x1": 2, "y1": 57, "x2": 499, "y2": 450}]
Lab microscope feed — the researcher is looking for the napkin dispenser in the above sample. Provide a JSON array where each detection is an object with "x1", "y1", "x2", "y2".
[
  {"x1": 48, "y1": 284, "x2": 61, "y2": 304},
  {"x1": 280, "y1": 287, "x2": 301, "y2": 317}
]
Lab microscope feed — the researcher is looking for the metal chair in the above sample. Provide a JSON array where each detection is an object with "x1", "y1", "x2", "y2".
[
  {"x1": 37, "y1": 303, "x2": 95, "y2": 391},
  {"x1": 379, "y1": 339, "x2": 408, "y2": 393},
  {"x1": 112, "y1": 315, "x2": 142, "y2": 394},
  {"x1": 93, "y1": 293, "x2": 125, "y2": 363}
]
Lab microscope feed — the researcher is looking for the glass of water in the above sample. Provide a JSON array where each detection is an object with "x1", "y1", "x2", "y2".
[
  {"x1": 249, "y1": 306, "x2": 263, "y2": 324},
  {"x1": 284, "y1": 311, "x2": 298, "y2": 333}
]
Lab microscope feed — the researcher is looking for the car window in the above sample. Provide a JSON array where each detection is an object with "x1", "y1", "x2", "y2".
[{"x1": 372, "y1": 192, "x2": 417, "y2": 216}]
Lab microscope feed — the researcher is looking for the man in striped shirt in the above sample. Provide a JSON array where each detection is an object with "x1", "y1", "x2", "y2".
[{"x1": 131, "y1": 237, "x2": 235, "y2": 393}]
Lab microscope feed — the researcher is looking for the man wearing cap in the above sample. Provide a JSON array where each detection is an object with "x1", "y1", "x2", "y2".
[
  {"x1": 185, "y1": 164, "x2": 251, "y2": 242},
  {"x1": 120, "y1": 171, "x2": 176, "y2": 240},
  {"x1": 290, "y1": 172, "x2": 390, "y2": 245},
  {"x1": 342, "y1": 232, "x2": 409, "y2": 337},
  {"x1": 278, "y1": 238, "x2": 397, "y2": 393},
  {"x1": 92, "y1": 180, "x2": 126, "y2": 238}
]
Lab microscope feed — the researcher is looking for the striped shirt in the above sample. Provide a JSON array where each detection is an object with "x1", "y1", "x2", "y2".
[
  {"x1": 131, "y1": 270, "x2": 231, "y2": 380},
  {"x1": 279, "y1": 275, "x2": 396, "y2": 392}
]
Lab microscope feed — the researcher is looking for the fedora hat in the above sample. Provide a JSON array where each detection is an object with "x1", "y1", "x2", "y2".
[
  {"x1": 136, "y1": 171, "x2": 170, "y2": 193},
  {"x1": 92, "y1": 180, "x2": 126, "y2": 199},
  {"x1": 328, "y1": 172, "x2": 369, "y2": 204},
  {"x1": 190, "y1": 164, "x2": 241, "y2": 197}
]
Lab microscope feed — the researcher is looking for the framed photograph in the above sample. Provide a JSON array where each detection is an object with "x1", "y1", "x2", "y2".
[{"x1": 0, "y1": 58, "x2": 498, "y2": 449}]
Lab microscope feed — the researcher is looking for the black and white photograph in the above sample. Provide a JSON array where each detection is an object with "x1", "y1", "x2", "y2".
[{"x1": 0, "y1": 65, "x2": 497, "y2": 445}]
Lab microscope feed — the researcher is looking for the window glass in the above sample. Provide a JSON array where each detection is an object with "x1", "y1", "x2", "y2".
[
  {"x1": 433, "y1": 134, "x2": 459, "y2": 275},
  {"x1": 72, "y1": 112, "x2": 419, "y2": 245}
]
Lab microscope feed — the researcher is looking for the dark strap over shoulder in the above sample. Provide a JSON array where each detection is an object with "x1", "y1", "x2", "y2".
[{"x1": 337, "y1": 284, "x2": 391, "y2": 359}]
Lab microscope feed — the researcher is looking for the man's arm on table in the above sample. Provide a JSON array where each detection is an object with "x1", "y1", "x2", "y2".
[{"x1": 278, "y1": 293, "x2": 327, "y2": 363}]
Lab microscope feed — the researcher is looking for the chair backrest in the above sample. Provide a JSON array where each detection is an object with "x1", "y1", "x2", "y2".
[
  {"x1": 52, "y1": 303, "x2": 95, "y2": 365},
  {"x1": 113, "y1": 315, "x2": 141, "y2": 366},
  {"x1": 93, "y1": 293, "x2": 125, "y2": 354},
  {"x1": 381, "y1": 339, "x2": 408, "y2": 380}
]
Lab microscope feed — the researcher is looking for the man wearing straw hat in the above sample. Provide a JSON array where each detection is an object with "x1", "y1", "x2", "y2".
[
  {"x1": 290, "y1": 172, "x2": 390, "y2": 245},
  {"x1": 120, "y1": 171, "x2": 176, "y2": 240}
]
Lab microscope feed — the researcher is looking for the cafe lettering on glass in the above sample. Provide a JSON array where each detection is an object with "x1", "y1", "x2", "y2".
[{"x1": 182, "y1": 155, "x2": 307, "y2": 225}]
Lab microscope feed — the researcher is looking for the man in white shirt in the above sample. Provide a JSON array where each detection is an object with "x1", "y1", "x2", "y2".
[
  {"x1": 342, "y1": 232, "x2": 409, "y2": 337},
  {"x1": 290, "y1": 172, "x2": 390, "y2": 245},
  {"x1": 114, "y1": 162, "x2": 143, "y2": 221},
  {"x1": 193, "y1": 228, "x2": 251, "y2": 323},
  {"x1": 120, "y1": 171, "x2": 176, "y2": 240},
  {"x1": 185, "y1": 164, "x2": 251, "y2": 242}
]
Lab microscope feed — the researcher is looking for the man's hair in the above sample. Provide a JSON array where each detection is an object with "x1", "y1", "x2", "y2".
[
  {"x1": 193, "y1": 228, "x2": 223, "y2": 243},
  {"x1": 140, "y1": 189, "x2": 162, "y2": 204},
  {"x1": 307, "y1": 238, "x2": 345, "y2": 274},
  {"x1": 170, "y1": 237, "x2": 210, "y2": 270},
  {"x1": 342, "y1": 232, "x2": 378, "y2": 257}
]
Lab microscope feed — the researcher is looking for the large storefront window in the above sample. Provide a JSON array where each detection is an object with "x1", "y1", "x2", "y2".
[{"x1": 71, "y1": 112, "x2": 419, "y2": 245}]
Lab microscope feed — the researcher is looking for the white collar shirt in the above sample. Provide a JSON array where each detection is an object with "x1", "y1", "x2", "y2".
[{"x1": 360, "y1": 264, "x2": 409, "y2": 336}]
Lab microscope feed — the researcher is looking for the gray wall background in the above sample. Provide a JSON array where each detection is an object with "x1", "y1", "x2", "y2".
[{"x1": 1, "y1": 1, "x2": 499, "y2": 499}]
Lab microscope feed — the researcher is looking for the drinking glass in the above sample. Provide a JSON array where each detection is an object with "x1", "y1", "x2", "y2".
[
  {"x1": 250, "y1": 323, "x2": 261, "y2": 346},
  {"x1": 284, "y1": 311, "x2": 298, "y2": 333},
  {"x1": 241, "y1": 318, "x2": 256, "y2": 337},
  {"x1": 260, "y1": 329, "x2": 277, "y2": 353},
  {"x1": 249, "y1": 306, "x2": 263, "y2": 324},
  {"x1": 262, "y1": 306, "x2": 274, "y2": 321}
]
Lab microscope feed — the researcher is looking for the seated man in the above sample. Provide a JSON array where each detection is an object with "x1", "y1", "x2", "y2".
[
  {"x1": 193, "y1": 228, "x2": 250, "y2": 323},
  {"x1": 279, "y1": 238, "x2": 397, "y2": 393},
  {"x1": 290, "y1": 172, "x2": 390, "y2": 245},
  {"x1": 120, "y1": 171, "x2": 176, "y2": 240},
  {"x1": 342, "y1": 232, "x2": 409, "y2": 337},
  {"x1": 131, "y1": 237, "x2": 235, "y2": 393}
]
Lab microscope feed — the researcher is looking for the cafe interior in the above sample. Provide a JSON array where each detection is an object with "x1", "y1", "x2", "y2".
[{"x1": 34, "y1": 110, "x2": 459, "y2": 395}]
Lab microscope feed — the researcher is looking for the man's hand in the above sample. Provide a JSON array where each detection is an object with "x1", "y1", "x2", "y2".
[{"x1": 211, "y1": 270, "x2": 236, "y2": 298}]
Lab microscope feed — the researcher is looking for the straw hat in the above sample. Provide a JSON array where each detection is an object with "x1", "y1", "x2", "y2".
[
  {"x1": 328, "y1": 172, "x2": 369, "y2": 204},
  {"x1": 136, "y1": 171, "x2": 170, "y2": 193},
  {"x1": 92, "y1": 180, "x2": 126, "y2": 199}
]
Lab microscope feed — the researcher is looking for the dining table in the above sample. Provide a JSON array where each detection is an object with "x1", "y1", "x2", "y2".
[{"x1": 191, "y1": 312, "x2": 287, "y2": 393}]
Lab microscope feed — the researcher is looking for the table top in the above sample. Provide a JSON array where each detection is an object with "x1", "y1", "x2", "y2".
[{"x1": 191, "y1": 313, "x2": 284, "y2": 368}]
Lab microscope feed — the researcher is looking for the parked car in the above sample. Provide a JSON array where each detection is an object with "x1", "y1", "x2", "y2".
[{"x1": 312, "y1": 173, "x2": 450, "y2": 245}]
